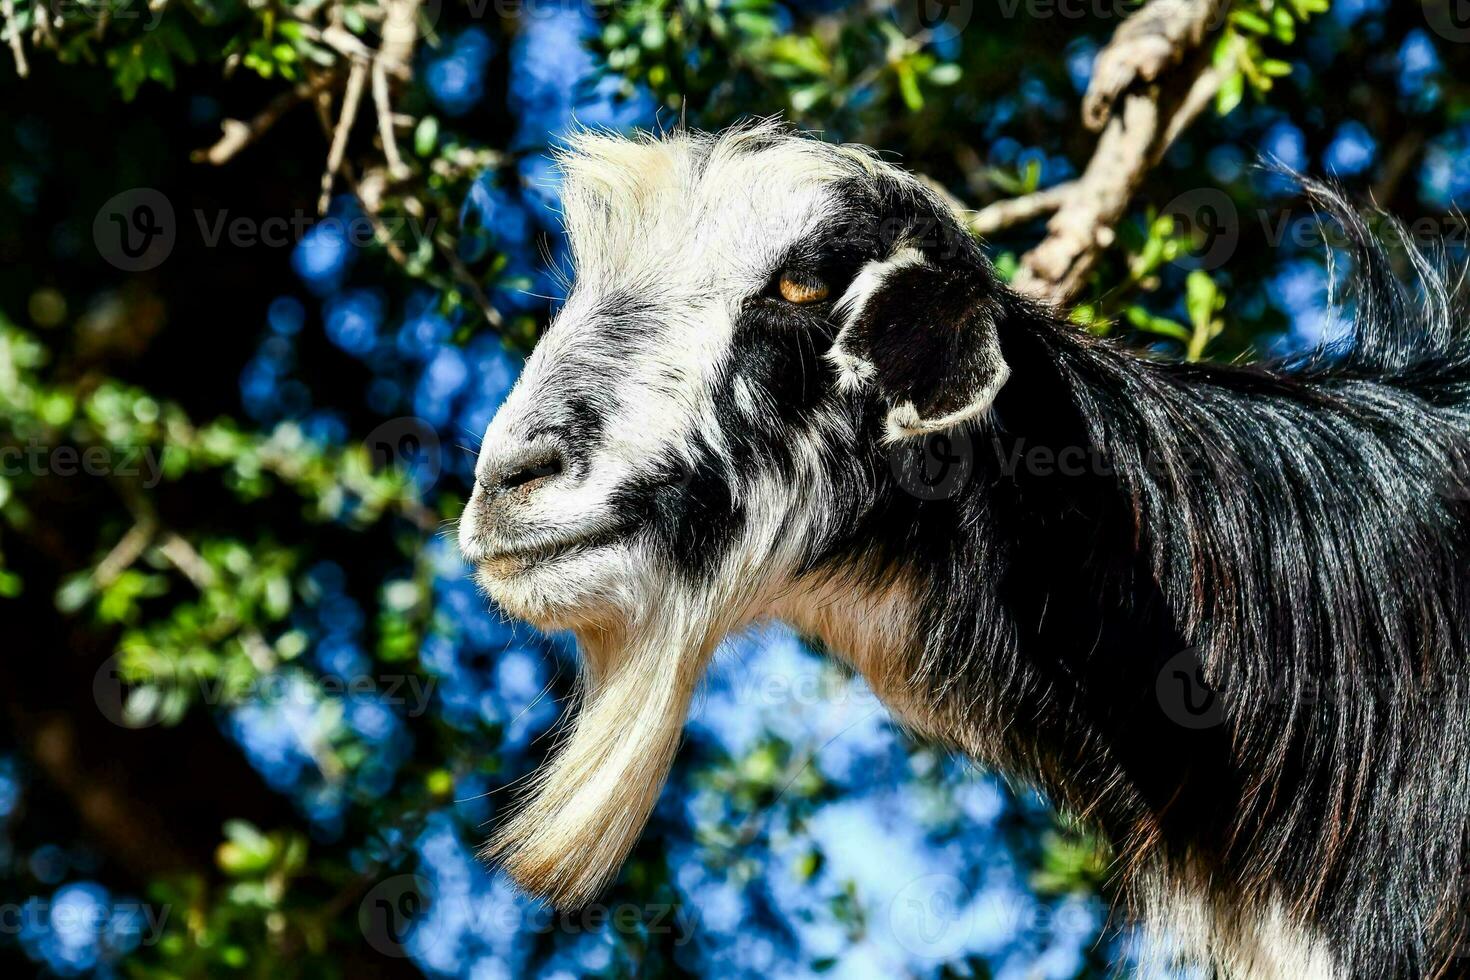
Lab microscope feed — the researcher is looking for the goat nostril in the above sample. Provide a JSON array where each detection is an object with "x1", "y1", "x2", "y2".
[
  {"x1": 504, "y1": 457, "x2": 562, "y2": 490},
  {"x1": 488, "y1": 445, "x2": 567, "y2": 496}
]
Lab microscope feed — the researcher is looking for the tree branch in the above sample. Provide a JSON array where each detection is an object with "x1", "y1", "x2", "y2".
[
  {"x1": 2, "y1": 0, "x2": 28, "y2": 77},
  {"x1": 318, "y1": 60, "x2": 369, "y2": 214},
  {"x1": 193, "y1": 70, "x2": 345, "y2": 166},
  {"x1": 1082, "y1": 0, "x2": 1230, "y2": 130},
  {"x1": 967, "y1": 181, "x2": 1076, "y2": 237},
  {"x1": 1008, "y1": 0, "x2": 1232, "y2": 305}
]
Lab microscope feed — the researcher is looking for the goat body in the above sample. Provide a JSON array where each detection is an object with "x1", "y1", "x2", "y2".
[{"x1": 460, "y1": 124, "x2": 1470, "y2": 978}]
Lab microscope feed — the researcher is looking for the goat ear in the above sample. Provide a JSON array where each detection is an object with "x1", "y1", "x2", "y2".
[{"x1": 828, "y1": 246, "x2": 1010, "y2": 442}]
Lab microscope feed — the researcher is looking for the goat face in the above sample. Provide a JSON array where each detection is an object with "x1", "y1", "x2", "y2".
[{"x1": 458, "y1": 123, "x2": 1009, "y2": 907}]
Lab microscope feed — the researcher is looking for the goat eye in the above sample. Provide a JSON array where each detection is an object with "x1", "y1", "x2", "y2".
[{"x1": 777, "y1": 274, "x2": 830, "y2": 305}]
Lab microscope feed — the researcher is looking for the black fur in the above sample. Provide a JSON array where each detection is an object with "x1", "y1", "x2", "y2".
[
  {"x1": 559, "y1": 136, "x2": 1470, "y2": 973},
  {"x1": 802, "y1": 186, "x2": 1470, "y2": 977},
  {"x1": 680, "y1": 172, "x2": 1470, "y2": 976}
]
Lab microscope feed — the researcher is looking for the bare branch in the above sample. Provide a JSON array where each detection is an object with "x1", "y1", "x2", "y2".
[
  {"x1": 31, "y1": 0, "x2": 54, "y2": 48},
  {"x1": 193, "y1": 70, "x2": 343, "y2": 166},
  {"x1": 156, "y1": 532, "x2": 217, "y2": 591},
  {"x1": 319, "y1": 60, "x2": 369, "y2": 214},
  {"x1": 1082, "y1": 0, "x2": 1230, "y2": 131},
  {"x1": 1009, "y1": 0, "x2": 1232, "y2": 305},
  {"x1": 3, "y1": 0, "x2": 29, "y2": 77},
  {"x1": 317, "y1": 22, "x2": 410, "y2": 77},
  {"x1": 371, "y1": 60, "x2": 408, "y2": 179},
  {"x1": 156, "y1": 532, "x2": 278, "y2": 674},
  {"x1": 435, "y1": 231, "x2": 506, "y2": 330},
  {"x1": 94, "y1": 519, "x2": 158, "y2": 589},
  {"x1": 968, "y1": 181, "x2": 1077, "y2": 237},
  {"x1": 371, "y1": 0, "x2": 420, "y2": 180}
]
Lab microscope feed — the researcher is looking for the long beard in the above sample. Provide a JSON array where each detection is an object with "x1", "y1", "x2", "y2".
[{"x1": 482, "y1": 602, "x2": 718, "y2": 908}]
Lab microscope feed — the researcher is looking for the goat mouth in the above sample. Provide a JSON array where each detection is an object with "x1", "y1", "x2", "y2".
[{"x1": 473, "y1": 528, "x2": 626, "y2": 573}]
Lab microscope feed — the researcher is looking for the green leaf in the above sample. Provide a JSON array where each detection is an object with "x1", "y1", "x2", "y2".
[
  {"x1": 1186, "y1": 269, "x2": 1222, "y2": 328},
  {"x1": 895, "y1": 60, "x2": 923, "y2": 111},
  {"x1": 1230, "y1": 9, "x2": 1271, "y2": 34},
  {"x1": 0, "y1": 570, "x2": 23, "y2": 598},
  {"x1": 1216, "y1": 70, "x2": 1245, "y2": 116},
  {"x1": 414, "y1": 116, "x2": 440, "y2": 157},
  {"x1": 927, "y1": 63, "x2": 962, "y2": 86},
  {"x1": 1125, "y1": 306, "x2": 1192, "y2": 344}
]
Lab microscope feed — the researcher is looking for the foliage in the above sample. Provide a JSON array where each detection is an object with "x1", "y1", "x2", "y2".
[{"x1": 0, "y1": 0, "x2": 1461, "y2": 977}]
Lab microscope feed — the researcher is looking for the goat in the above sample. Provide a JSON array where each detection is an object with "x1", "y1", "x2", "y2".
[{"x1": 458, "y1": 122, "x2": 1470, "y2": 978}]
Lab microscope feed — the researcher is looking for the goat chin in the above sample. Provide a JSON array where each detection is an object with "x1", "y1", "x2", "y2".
[{"x1": 482, "y1": 609, "x2": 717, "y2": 909}]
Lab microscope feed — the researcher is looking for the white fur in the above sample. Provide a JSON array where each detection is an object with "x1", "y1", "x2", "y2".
[
  {"x1": 827, "y1": 246, "x2": 925, "y2": 392},
  {"x1": 461, "y1": 123, "x2": 899, "y2": 907}
]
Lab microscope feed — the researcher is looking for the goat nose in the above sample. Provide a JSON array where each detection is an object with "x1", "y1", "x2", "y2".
[{"x1": 477, "y1": 439, "x2": 570, "y2": 497}]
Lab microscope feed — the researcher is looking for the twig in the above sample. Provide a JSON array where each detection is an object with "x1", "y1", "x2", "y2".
[
  {"x1": 193, "y1": 70, "x2": 343, "y2": 166},
  {"x1": 156, "y1": 532, "x2": 278, "y2": 674},
  {"x1": 156, "y1": 532, "x2": 217, "y2": 591},
  {"x1": 2, "y1": 0, "x2": 28, "y2": 77},
  {"x1": 31, "y1": 0, "x2": 54, "y2": 48},
  {"x1": 434, "y1": 232, "x2": 505, "y2": 329},
  {"x1": 94, "y1": 519, "x2": 158, "y2": 589},
  {"x1": 316, "y1": 23, "x2": 409, "y2": 77},
  {"x1": 371, "y1": 0, "x2": 420, "y2": 179},
  {"x1": 318, "y1": 60, "x2": 368, "y2": 214},
  {"x1": 968, "y1": 181, "x2": 1077, "y2": 237},
  {"x1": 371, "y1": 60, "x2": 408, "y2": 179}
]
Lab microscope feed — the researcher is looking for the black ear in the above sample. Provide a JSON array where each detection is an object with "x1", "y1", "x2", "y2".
[{"x1": 828, "y1": 244, "x2": 1009, "y2": 442}]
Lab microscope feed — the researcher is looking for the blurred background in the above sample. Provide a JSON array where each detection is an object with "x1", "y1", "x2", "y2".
[{"x1": 0, "y1": 0, "x2": 1462, "y2": 976}]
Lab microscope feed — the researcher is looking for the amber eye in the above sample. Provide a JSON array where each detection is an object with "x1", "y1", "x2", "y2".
[{"x1": 777, "y1": 274, "x2": 830, "y2": 305}]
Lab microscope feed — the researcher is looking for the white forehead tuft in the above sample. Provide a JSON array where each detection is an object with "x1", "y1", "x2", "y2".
[{"x1": 552, "y1": 121, "x2": 899, "y2": 289}]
